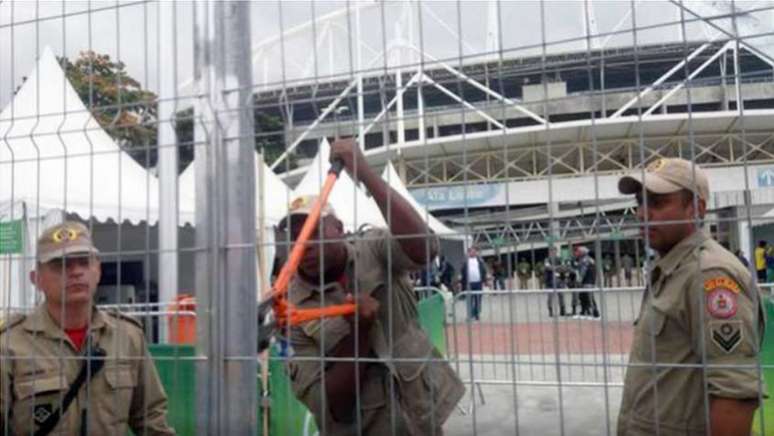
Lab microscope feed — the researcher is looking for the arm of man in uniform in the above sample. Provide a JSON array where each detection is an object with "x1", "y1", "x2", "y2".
[
  {"x1": 129, "y1": 337, "x2": 176, "y2": 435},
  {"x1": 330, "y1": 138, "x2": 437, "y2": 264},
  {"x1": 709, "y1": 397, "x2": 759, "y2": 436},
  {"x1": 324, "y1": 294, "x2": 379, "y2": 422},
  {"x1": 287, "y1": 296, "x2": 380, "y2": 425},
  {"x1": 689, "y1": 270, "x2": 766, "y2": 436}
]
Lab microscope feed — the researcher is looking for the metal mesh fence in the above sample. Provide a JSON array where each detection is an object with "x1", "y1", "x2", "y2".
[{"x1": 2, "y1": 1, "x2": 774, "y2": 435}]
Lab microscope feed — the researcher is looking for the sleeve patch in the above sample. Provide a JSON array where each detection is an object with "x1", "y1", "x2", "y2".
[
  {"x1": 710, "y1": 320, "x2": 742, "y2": 353},
  {"x1": 703, "y1": 277, "x2": 741, "y2": 294},
  {"x1": 706, "y1": 288, "x2": 739, "y2": 319}
]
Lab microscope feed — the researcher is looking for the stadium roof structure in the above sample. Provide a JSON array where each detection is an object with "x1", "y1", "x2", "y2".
[
  {"x1": 239, "y1": 1, "x2": 774, "y2": 92},
  {"x1": 233, "y1": 2, "x2": 774, "y2": 197}
]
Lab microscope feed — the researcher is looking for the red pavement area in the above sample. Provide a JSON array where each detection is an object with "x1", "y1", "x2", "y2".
[{"x1": 447, "y1": 320, "x2": 634, "y2": 355}]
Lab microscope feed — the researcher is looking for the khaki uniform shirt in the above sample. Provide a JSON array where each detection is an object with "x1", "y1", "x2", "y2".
[
  {"x1": 286, "y1": 228, "x2": 465, "y2": 436},
  {"x1": 617, "y1": 231, "x2": 767, "y2": 435},
  {"x1": 0, "y1": 305, "x2": 175, "y2": 435}
]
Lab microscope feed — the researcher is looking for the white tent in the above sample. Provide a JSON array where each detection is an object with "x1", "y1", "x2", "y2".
[
  {"x1": 0, "y1": 47, "x2": 194, "y2": 309},
  {"x1": 292, "y1": 139, "x2": 386, "y2": 231},
  {"x1": 380, "y1": 163, "x2": 464, "y2": 240},
  {"x1": 178, "y1": 154, "x2": 291, "y2": 226},
  {"x1": 179, "y1": 155, "x2": 292, "y2": 295},
  {"x1": 0, "y1": 47, "x2": 183, "y2": 224}
]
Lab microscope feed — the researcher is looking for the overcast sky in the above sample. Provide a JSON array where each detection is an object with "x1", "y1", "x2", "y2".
[{"x1": 0, "y1": 1, "x2": 771, "y2": 110}]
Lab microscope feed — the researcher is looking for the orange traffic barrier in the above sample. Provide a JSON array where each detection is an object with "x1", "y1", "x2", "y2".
[{"x1": 168, "y1": 294, "x2": 197, "y2": 344}]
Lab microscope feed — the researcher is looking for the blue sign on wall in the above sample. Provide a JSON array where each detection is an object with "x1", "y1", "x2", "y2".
[
  {"x1": 758, "y1": 168, "x2": 774, "y2": 188},
  {"x1": 410, "y1": 183, "x2": 502, "y2": 210}
]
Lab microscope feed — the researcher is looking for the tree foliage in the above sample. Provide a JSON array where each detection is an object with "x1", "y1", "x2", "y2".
[
  {"x1": 59, "y1": 51, "x2": 159, "y2": 164},
  {"x1": 60, "y1": 50, "x2": 291, "y2": 173}
]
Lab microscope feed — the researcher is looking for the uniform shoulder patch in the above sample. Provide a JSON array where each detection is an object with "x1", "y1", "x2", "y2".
[
  {"x1": 710, "y1": 320, "x2": 743, "y2": 354},
  {"x1": 703, "y1": 277, "x2": 741, "y2": 294},
  {"x1": 704, "y1": 276, "x2": 740, "y2": 319},
  {"x1": 105, "y1": 310, "x2": 144, "y2": 330},
  {"x1": 0, "y1": 313, "x2": 26, "y2": 334}
]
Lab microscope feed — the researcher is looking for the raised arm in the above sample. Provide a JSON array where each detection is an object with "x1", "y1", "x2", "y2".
[{"x1": 330, "y1": 138, "x2": 436, "y2": 263}]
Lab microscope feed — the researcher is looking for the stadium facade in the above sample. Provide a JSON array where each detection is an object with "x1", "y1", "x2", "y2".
[{"x1": 249, "y1": 1, "x2": 774, "y2": 262}]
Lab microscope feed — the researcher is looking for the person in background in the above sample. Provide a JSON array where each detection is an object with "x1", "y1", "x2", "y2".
[
  {"x1": 565, "y1": 251, "x2": 581, "y2": 316},
  {"x1": 766, "y1": 244, "x2": 774, "y2": 284},
  {"x1": 734, "y1": 249, "x2": 750, "y2": 268},
  {"x1": 517, "y1": 257, "x2": 532, "y2": 289},
  {"x1": 754, "y1": 240, "x2": 767, "y2": 283},
  {"x1": 621, "y1": 252, "x2": 634, "y2": 286},
  {"x1": 438, "y1": 255, "x2": 455, "y2": 293},
  {"x1": 492, "y1": 258, "x2": 507, "y2": 291},
  {"x1": 544, "y1": 247, "x2": 566, "y2": 317},
  {"x1": 535, "y1": 257, "x2": 546, "y2": 289},
  {"x1": 574, "y1": 246, "x2": 600, "y2": 319},
  {"x1": 602, "y1": 253, "x2": 614, "y2": 288},
  {"x1": 461, "y1": 247, "x2": 487, "y2": 321}
]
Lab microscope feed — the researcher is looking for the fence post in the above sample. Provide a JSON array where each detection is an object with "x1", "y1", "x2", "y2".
[{"x1": 195, "y1": 1, "x2": 258, "y2": 433}]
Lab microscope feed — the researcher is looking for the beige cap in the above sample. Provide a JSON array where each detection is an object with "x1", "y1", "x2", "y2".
[
  {"x1": 37, "y1": 221, "x2": 99, "y2": 263},
  {"x1": 618, "y1": 158, "x2": 710, "y2": 201},
  {"x1": 278, "y1": 195, "x2": 336, "y2": 230}
]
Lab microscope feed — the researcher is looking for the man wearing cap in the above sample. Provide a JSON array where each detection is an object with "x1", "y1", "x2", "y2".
[
  {"x1": 616, "y1": 158, "x2": 766, "y2": 435},
  {"x1": 281, "y1": 138, "x2": 464, "y2": 435},
  {"x1": 0, "y1": 221, "x2": 174, "y2": 435}
]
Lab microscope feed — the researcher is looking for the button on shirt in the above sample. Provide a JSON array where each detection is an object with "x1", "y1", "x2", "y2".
[{"x1": 617, "y1": 231, "x2": 767, "y2": 435}]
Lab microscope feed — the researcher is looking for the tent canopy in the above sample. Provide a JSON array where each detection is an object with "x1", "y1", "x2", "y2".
[
  {"x1": 292, "y1": 139, "x2": 465, "y2": 241},
  {"x1": 0, "y1": 47, "x2": 189, "y2": 225},
  {"x1": 292, "y1": 139, "x2": 387, "y2": 232},
  {"x1": 178, "y1": 154, "x2": 291, "y2": 226}
]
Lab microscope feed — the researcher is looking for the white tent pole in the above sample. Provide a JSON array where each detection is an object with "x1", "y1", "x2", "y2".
[{"x1": 158, "y1": 1, "x2": 179, "y2": 343}]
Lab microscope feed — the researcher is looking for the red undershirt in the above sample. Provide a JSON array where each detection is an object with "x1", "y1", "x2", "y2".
[{"x1": 65, "y1": 327, "x2": 88, "y2": 351}]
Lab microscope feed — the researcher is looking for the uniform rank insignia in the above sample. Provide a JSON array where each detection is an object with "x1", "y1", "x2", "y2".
[
  {"x1": 710, "y1": 320, "x2": 742, "y2": 354},
  {"x1": 33, "y1": 404, "x2": 53, "y2": 425},
  {"x1": 704, "y1": 277, "x2": 740, "y2": 319}
]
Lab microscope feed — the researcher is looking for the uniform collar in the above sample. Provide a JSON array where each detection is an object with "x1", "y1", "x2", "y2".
[
  {"x1": 23, "y1": 304, "x2": 112, "y2": 339},
  {"x1": 653, "y1": 230, "x2": 708, "y2": 279}
]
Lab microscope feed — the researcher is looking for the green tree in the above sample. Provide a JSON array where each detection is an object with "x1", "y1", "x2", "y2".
[
  {"x1": 60, "y1": 50, "x2": 193, "y2": 170},
  {"x1": 253, "y1": 102, "x2": 294, "y2": 171},
  {"x1": 61, "y1": 50, "x2": 290, "y2": 172}
]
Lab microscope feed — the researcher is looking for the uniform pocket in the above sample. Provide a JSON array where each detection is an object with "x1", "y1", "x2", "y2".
[
  {"x1": 420, "y1": 355, "x2": 466, "y2": 424},
  {"x1": 101, "y1": 365, "x2": 137, "y2": 424},
  {"x1": 12, "y1": 375, "x2": 68, "y2": 434},
  {"x1": 14, "y1": 375, "x2": 67, "y2": 400},
  {"x1": 644, "y1": 308, "x2": 668, "y2": 337},
  {"x1": 359, "y1": 368, "x2": 387, "y2": 410},
  {"x1": 104, "y1": 366, "x2": 137, "y2": 389},
  {"x1": 392, "y1": 327, "x2": 433, "y2": 382}
]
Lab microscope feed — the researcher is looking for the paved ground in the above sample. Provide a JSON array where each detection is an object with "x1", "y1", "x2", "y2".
[
  {"x1": 445, "y1": 383, "x2": 624, "y2": 436},
  {"x1": 439, "y1": 289, "x2": 641, "y2": 435}
]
